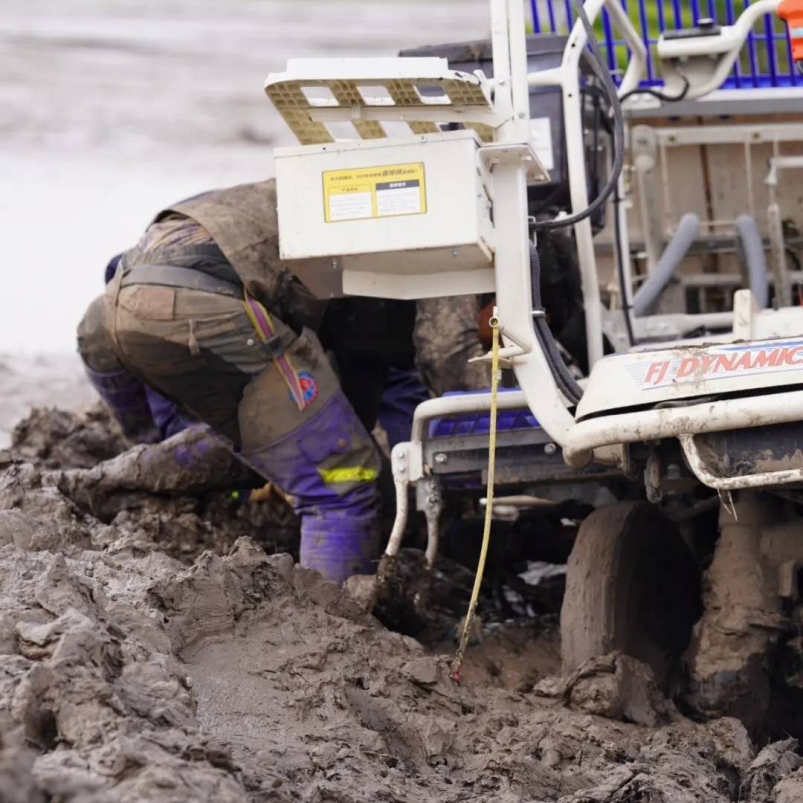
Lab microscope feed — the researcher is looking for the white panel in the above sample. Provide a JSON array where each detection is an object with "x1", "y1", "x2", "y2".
[
  {"x1": 274, "y1": 130, "x2": 495, "y2": 299},
  {"x1": 577, "y1": 333, "x2": 803, "y2": 420}
]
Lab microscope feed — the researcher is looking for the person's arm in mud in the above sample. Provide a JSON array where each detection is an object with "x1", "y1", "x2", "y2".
[{"x1": 413, "y1": 295, "x2": 488, "y2": 396}]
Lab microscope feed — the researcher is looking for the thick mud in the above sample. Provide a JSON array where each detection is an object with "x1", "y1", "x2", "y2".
[{"x1": 1, "y1": 406, "x2": 803, "y2": 802}]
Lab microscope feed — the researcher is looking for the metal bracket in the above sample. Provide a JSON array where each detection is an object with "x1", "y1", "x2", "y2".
[
  {"x1": 384, "y1": 441, "x2": 423, "y2": 559},
  {"x1": 644, "y1": 452, "x2": 664, "y2": 503},
  {"x1": 416, "y1": 477, "x2": 443, "y2": 568},
  {"x1": 680, "y1": 433, "x2": 803, "y2": 490},
  {"x1": 478, "y1": 142, "x2": 550, "y2": 184}
]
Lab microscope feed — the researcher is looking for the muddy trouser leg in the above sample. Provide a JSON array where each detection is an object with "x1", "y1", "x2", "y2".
[
  {"x1": 331, "y1": 350, "x2": 387, "y2": 436},
  {"x1": 378, "y1": 366, "x2": 430, "y2": 450},
  {"x1": 77, "y1": 295, "x2": 161, "y2": 443},
  {"x1": 686, "y1": 493, "x2": 785, "y2": 734},
  {"x1": 108, "y1": 283, "x2": 382, "y2": 584},
  {"x1": 78, "y1": 294, "x2": 195, "y2": 442},
  {"x1": 143, "y1": 387, "x2": 195, "y2": 440}
]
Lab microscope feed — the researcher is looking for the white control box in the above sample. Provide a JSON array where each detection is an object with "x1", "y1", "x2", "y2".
[{"x1": 273, "y1": 130, "x2": 495, "y2": 300}]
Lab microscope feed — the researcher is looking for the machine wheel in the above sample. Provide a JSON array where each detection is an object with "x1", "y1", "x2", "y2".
[{"x1": 560, "y1": 501, "x2": 701, "y2": 690}]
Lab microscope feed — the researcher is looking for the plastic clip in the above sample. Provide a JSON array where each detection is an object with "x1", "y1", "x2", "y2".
[{"x1": 260, "y1": 333, "x2": 285, "y2": 361}]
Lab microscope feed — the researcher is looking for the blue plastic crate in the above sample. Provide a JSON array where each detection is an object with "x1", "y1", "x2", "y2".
[
  {"x1": 530, "y1": 0, "x2": 798, "y2": 88},
  {"x1": 429, "y1": 389, "x2": 541, "y2": 438}
]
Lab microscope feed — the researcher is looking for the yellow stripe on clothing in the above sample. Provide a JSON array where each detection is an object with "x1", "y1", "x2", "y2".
[{"x1": 317, "y1": 466, "x2": 378, "y2": 484}]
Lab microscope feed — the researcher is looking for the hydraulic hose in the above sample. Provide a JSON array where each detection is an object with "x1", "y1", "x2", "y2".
[
  {"x1": 620, "y1": 75, "x2": 691, "y2": 105},
  {"x1": 534, "y1": 0, "x2": 624, "y2": 232},
  {"x1": 613, "y1": 188, "x2": 636, "y2": 346},
  {"x1": 734, "y1": 214, "x2": 769, "y2": 309},
  {"x1": 530, "y1": 242, "x2": 584, "y2": 404},
  {"x1": 632, "y1": 213, "x2": 700, "y2": 317}
]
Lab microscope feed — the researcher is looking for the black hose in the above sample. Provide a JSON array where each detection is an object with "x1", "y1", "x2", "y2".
[
  {"x1": 533, "y1": 0, "x2": 624, "y2": 232},
  {"x1": 530, "y1": 242, "x2": 585, "y2": 404},
  {"x1": 613, "y1": 189, "x2": 636, "y2": 347},
  {"x1": 620, "y1": 76, "x2": 690, "y2": 104},
  {"x1": 528, "y1": 85, "x2": 613, "y2": 220},
  {"x1": 787, "y1": 247, "x2": 802, "y2": 273}
]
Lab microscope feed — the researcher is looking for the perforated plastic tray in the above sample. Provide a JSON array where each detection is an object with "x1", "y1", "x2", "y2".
[{"x1": 265, "y1": 58, "x2": 495, "y2": 145}]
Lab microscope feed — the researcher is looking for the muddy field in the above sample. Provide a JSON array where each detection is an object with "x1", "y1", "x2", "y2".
[
  {"x1": 0, "y1": 403, "x2": 801, "y2": 803},
  {"x1": 5, "y1": 1, "x2": 803, "y2": 799}
]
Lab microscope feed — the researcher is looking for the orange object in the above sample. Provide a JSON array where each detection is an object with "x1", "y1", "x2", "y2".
[
  {"x1": 779, "y1": 0, "x2": 803, "y2": 62},
  {"x1": 478, "y1": 298, "x2": 496, "y2": 348}
]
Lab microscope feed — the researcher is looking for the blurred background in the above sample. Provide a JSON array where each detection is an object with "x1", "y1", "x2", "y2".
[
  {"x1": 0, "y1": 0, "x2": 491, "y2": 443},
  {"x1": 0, "y1": 0, "x2": 492, "y2": 356},
  {"x1": 1, "y1": 0, "x2": 796, "y2": 442}
]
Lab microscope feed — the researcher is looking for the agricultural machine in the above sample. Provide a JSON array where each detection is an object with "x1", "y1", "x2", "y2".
[{"x1": 265, "y1": 0, "x2": 803, "y2": 733}]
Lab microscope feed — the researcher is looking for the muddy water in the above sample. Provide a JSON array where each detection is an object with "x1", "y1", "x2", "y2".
[
  {"x1": 0, "y1": 354, "x2": 93, "y2": 449},
  {"x1": 1, "y1": 0, "x2": 491, "y2": 356},
  {"x1": 1, "y1": 405, "x2": 803, "y2": 801}
]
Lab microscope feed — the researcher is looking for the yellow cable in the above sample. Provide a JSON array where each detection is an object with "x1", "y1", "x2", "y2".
[{"x1": 451, "y1": 312, "x2": 501, "y2": 683}]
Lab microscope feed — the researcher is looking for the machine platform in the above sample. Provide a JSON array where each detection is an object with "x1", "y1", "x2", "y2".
[
  {"x1": 425, "y1": 391, "x2": 620, "y2": 488},
  {"x1": 264, "y1": 57, "x2": 498, "y2": 145}
]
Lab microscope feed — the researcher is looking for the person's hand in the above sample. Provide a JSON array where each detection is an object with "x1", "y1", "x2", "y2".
[{"x1": 249, "y1": 482, "x2": 293, "y2": 506}]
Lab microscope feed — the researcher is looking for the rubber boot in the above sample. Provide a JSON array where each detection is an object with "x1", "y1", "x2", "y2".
[
  {"x1": 299, "y1": 507, "x2": 378, "y2": 584},
  {"x1": 242, "y1": 391, "x2": 381, "y2": 585},
  {"x1": 84, "y1": 367, "x2": 160, "y2": 444},
  {"x1": 144, "y1": 387, "x2": 193, "y2": 440}
]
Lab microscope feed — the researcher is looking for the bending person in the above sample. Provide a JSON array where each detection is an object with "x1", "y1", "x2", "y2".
[{"x1": 80, "y1": 179, "x2": 381, "y2": 585}]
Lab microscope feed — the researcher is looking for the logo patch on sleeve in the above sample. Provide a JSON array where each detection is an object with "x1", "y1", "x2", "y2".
[{"x1": 295, "y1": 371, "x2": 319, "y2": 407}]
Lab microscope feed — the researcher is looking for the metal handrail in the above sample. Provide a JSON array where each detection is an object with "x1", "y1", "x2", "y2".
[{"x1": 529, "y1": 0, "x2": 798, "y2": 89}]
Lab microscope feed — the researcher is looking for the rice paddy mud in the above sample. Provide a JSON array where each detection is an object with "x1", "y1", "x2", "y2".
[{"x1": 1, "y1": 404, "x2": 802, "y2": 802}]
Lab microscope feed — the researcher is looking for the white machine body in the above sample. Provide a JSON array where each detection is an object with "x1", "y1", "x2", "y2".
[
  {"x1": 265, "y1": 0, "x2": 803, "y2": 500},
  {"x1": 274, "y1": 130, "x2": 496, "y2": 300},
  {"x1": 578, "y1": 335, "x2": 803, "y2": 420},
  {"x1": 656, "y1": 0, "x2": 783, "y2": 99}
]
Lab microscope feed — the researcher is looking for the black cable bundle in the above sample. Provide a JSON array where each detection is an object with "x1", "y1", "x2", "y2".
[
  {"x1": 527, "y1": 0, "x2": 632, "y2": 401},
  {"x1": 532, "y1": 1, "x2": 625, "y2": 233},
  {"x1": 530, "y1": 242, "x2": 585, "y2": 404}
]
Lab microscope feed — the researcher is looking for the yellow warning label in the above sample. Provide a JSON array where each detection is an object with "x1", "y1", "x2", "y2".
[{"x1": 323, "y1": 162, "x2": 427, "y2": 223}]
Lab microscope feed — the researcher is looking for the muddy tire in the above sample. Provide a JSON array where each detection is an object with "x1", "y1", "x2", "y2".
[{"x1": 561, "y1": 501, "x2": 701, "y2": 690}]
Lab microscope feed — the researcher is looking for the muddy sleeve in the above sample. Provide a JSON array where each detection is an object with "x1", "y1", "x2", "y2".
[{"x1": 413, "y1": 295, "x2": 488, "y2": 396}]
